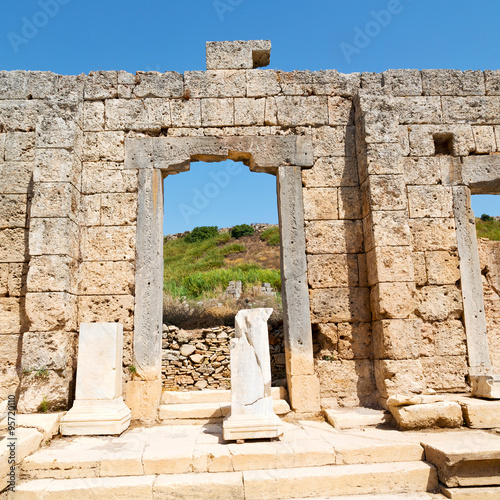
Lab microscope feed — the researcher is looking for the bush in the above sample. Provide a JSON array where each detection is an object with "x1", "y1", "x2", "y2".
[
  {"x1": 184, "y1": 226, "x2": 219, "y2": 243},
  {"x1": 230, "y1": 224, "x2": 255, "y2": 238},
  {"x1": 481, "y1": 214, "x2": 493, "y2": 222},
  {"x1": 261, "y1": 226, "x2": 280, "y2": 246}
]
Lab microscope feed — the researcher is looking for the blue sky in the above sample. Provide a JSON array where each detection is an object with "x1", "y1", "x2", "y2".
[{"x1": 1, "y1": 0, "x2": 498, "y2": 233}]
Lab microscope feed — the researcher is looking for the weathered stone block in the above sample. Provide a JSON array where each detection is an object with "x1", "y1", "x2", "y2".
[
  {"x1": 327, "y1": 97, "x2": 353, "y2": 126},
  {"x1": 0, "y1": 194, "x2": 27, "y2": 228},
  {"x1": 21, "y1": 331, "x2": 76, "y2": 371},
  {"x1": 170, "y1": 99, "x2": 202, "y2": 128},
  {"x1": 0, "y1": 99, "x2": 39, "y2": 132},
  {"x1": 36, "y1": 115, "x2": 80, "y2": 150},
  {"x1": 0, "y1": 365, "x2": 20, "y2": 401},
  {"x1": 26, "y1": 292, "x2": 77, "y2": 332},
  {"x1": 0, "y1": 228, "x2": 27, "y2": 262},
  {"x1": 365, "y1": 175, "x2": 407, "y2": 211},
  {"x1": 472, "y1": 125, "x2": 497, "y2": 153},
  {"x1": 310, "y1": 287, "x2": 371, "y2": 323},
  {"x1": 302, "y1": 188, "x2": 338, "y2": 220},
  {"x1": 31, "y1": 182, "x2": 79, "y2": 222},
  {"x1": 83, "y1": 100, "x2": 105, "y2": 131},
  {"x1": 185, "y1": 70, "x2": 246, "y2": 98},
  {"x1": 82, "y1": 163, "x2": 137, "y2": 194},
  {"x1": 383, "y1": 69, "x2": 422, "y2": 96},
  {"x1": 366, "y1": 246, "x2": 414, "y2": 285},
  {"x1": 338, "y1": 187, "x2": 362, "y2": 220},
  {"x1": 302, "y1": 157, "x2": 358, "y2": 188},
  {"x1": 412, "y1": 252, "x2": 427, "y2": 286},
  {"x1": 105, "y1": 99, "x2": 154, "y2": 131},
  {"x1": 143, "y1": 98, "x2": 172, "y2": 129},
  {"x1": 247, "y1": 69, "x2": 281, "y2": 97},
  {"x1": 275, "y1": 96, "x2": 328, "y2": 127},
  {"x1": 408, "y1": 124, "x2": 475, "y2": 156},
  {"x1": 133, "y1": 71, "x2": 183, "y2": 98},
  {"x1": 234, "y1": 98, "x2": 265, "y2": 126},
  {"x1": 36, "y1": 149, "x2": 81, "y2": 188},
  {"x1": 4, "y1": 132, "x2": 35, "y2": 161},
  {"x1": 313, "y1": 126, "x2": 354, "y2": 157},
  {"x1": 82, "y1": 226, "x2": 136, "y2": 261},
  {"x1": 29, "y1": 218, "x2": 79, "y2": 258},
  {"x1": 0, "y1": 132, "x2": 4, "y2": 159},
  {"x1": 6, "y1": 263, "x2": 24, "y2": 297},
  {"x1": 416, "y1": 285, "x2": 463, "y2": 321},
  {"x1": 28, "y1": 255, "x2": 78, "y2": 294},
  {"x1": 389, "y1": 401, "x2": 463, "y2": 430},
  {"x1": 0, "y1": 264, "x2": 7, "y2": 296},
  {"x1": 312, "y1": 70, "x2": 360, "y2": 97},
  {"x1": 363, "y1": 210, "x2": 411, "y2": 251},
  {"x1": 375, "y1": 359, "x2": 425, "y2": 399},
  {"x1": 403, "y1": 156, "x2": 442, "y2": 185},
  {"x1": 83, "y1": 131, "x2": 125, "y2": 162},
  {"x1": 396, "y1": 96, "x2": 442, "y2": 124},
  {"x1": 485, "y1": 70, "x2": 500, "y2": 96},
  {"x1": 206, "y1": 40, "x2": 271, "y2": 70},
  {"x1": 421, "y1": 355, "x2": 468, "y2": 392},
  {"x1": 78, "y1": 261, "x2": 135, "y2": 295},
  {"x1": 0, "y1": 297, "x2": 22, "y2": 333},
  {"x1": 84, "y1": 71, "x2": 118, "y2": 100},
  {"x1": 422, "y1": 69, "x2": 485, "y2": 96},
  {"x1": 408, "y1": 185, "x2": 453, "y2": 218},
  {"x1": 201, "y1": 98, "x2": 234, "y2": 127},
  {"x1": 307, "y1": 254, "x2": 359, "y2": 288},
  {"x1": 425, "y1": 250, "x2": 460, "y2": 285},
  {"x1": 357, "y1": 143, "x2": 403, "y2": 182},
  {"x1": 305, "y1": 220, "x2": 363, "y2": 254},
  {"x1": 373, "y1": 319, "x2": 421, "y2": 360},
  {"x1": 410, "y1": 218, "x2": 457, "y2": 252},
  {"x1": 0, "y1": 333, "x2": 21, "y2": 365},
  {"x1": 78, "y1": 295, "x2": 134, "y2": 330},
  {"x1": 314, "y1": 322, "x2": 338, "y2": 355},
  {"x1": 263, "y1": 97, "x2": 278, "y2": 125},
  {"x1": 337, "y1": 322, "x2": 372, "y2": 360},
  {"x1": 287, "y1": 373, "x2": 321, "y2": 413},
  {"x1": 371, "y1": 282, "x2": 416, "y2": 320},
  {"x1": 100, "y1": 193, "x2": 137, "y2": 225},
  {"x1": 420, "y1": 320, "x2": 466, "y2": 357},
  {"x1": 277, "y1": 70, "x2": 312, "y2": 96},
  {"x1": 0, "y1": 71, "x2": 29, "y2": 99},
  {"x1": 81, "y1": 194, "x2": 101, "y2": 226},
  {"x1": 443, "y1": 96, "x2": 500, "y2": 124}
]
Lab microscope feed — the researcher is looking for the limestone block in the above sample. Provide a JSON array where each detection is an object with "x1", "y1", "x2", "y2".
[
  {"x1": 0, "y1": 228, "x2": 27, "y2": 262},
  {"x1": 36, "y1": 115, "x2": 80, "y2": 150},
  {"x1": 201, "y1": 98, "x2": 234, "y2": 127},
  {"x1": 0, "y1": 70, "x2": 29, "y2": 99},
  {"x1": 416, "y1": 285, "x2": 462, "y2": 321},
  {"x1": 412, "y1": 252, "x2": 426, "y2": 286},
  {"x1": 82, "y1": 162, "x2": 137, "y2": 194},
  {"x1": 0, "y1": 365, "x2": 19, "y2": 401},
  {"x1": 125, "y1": 380, "x2": 161, "y2": 422},
  {"x1": 29, "y1": 218, "x2": 79, "y2": 257},
  {"x1": 81, "y1": 194, "x2": 101, "y2": 225},
  {"x1": 36, "y1": 149, "x2": 81, "y2": 188},
  {"x1": 0, "y1": 132, "x2": 4, "y2": 160},
  {"x1": 403, "y1": 156, "x2": 442, "y2": 185},
  {"x1": 302, "y1": 157, "x2": 358, "y2": 188},
  {"x1": 371, "y1": 282, "x2": 416, "y2": 320},
  {"x1": 31, "y1": 182, "x2": 79, "y2": 222},
  {"x1": 422, "y1": 69, "x2": 485, "y2": 96},
  {"x1": 185, "y1": 70, "x2": 246, "y2": 98},
  {"x1": 421, "y1": 355, "x2": 468, "y2": 392},
  {"x1": 314, "y1": 323, "x2": 338, "y2": 355},
  {"x1": 485, "y1": 69, "x2": 500, "y2": 95},
  {"x1": 389, "y1": 401, "x2": 463, "y2": 430},
  {"x1": 307, "y1": 254, "x2": 359, "y2": 288},
  {"x1": 83, "y1": 100, "x2": 105, "y2": 131},
  {"x1": 366, "y1": 174, "x2": 407, "y2": 211},
  {"x1": 84, "y1": 71, "x2": 118, "y2": 99},
  {"x1": 0, "y1": 194, "x2": 27, "y2": 228},
  {"x1": 0, "y1": 333, "x2": 20, "y2": 365},
  {"x1": 275, "y1": 96, "x2": 328, "y2": 127},
  {"x1": 0, "y1": 264, "x2": 6, "y2": 295},
  {"x1": 410, "y1": 218, "x2": 457, "y2": 252},
  {"x1": 105, "y1": 99, "x2": 156, "y2": 131},
  {"x1": 287, "y1": 373, "x2": 321, "y2": 413},
  {"x1": 310, "y1": 287, "x2": 371, "y2": 323},
  {"x1": 4, "y1": 131, "x2": 35, "y2": 161},
  {"x1": 305, "y1": 220, "x2": 363, "y2": 254},
  {"x1": 78, "y1": 295, "x2": 134, "y2": 330},
  {"x1": 234, "y1": 98, "x2": 265, "y2": 126},
  {"x1": 100, "y1": 193, "x2": 137, "y2": 225},
  {"x1": 21, "y1": 331, "x2": 76, "y2": 371},
  {"x1": 143, "y1": 98, "x2": 172, "y2": 128},
  {"x1": 407, "y1": 185, "x2": 453, "y2": 218},
  {"x1": 336, "y1": 187, "x2": 361, "y2": 220},
  {"x1": 263, "y1": 97, "x2": 278, "y2": 125},
  {"x1": 78, "y1": 261, "x2": 135, "y2": 295},
  {"x1": 170, "y1": 99, "x2": 202, "y2": 128},
  {"x1": 472, "y1": 125, "x2": 497, "y2": 153},
  {"x1": 82, "y1": 226, "x2": 136, "y2": 261},
  {"x1": 366, "y1": 246, "x2": 414, "y2": 285},
  {"x1": 315, "y1": 359, "x2": 376, "y2": 406},
  {"x1": 443, "y1": 96, "x2": 500, "y2": 124},
  {"x1": 83, "y1": 131, "x2": 125, "y2": 162},
  {"x1": 382, "y1": 69, "x2": 422, "y2": 96},
  {"x1": 28, "y1": 255, "x2": 78, "y2": 294},
  {"x1": 6, "y1": 263, "x2": 23, "y2": 297},
  {"x1": 337, "y1": 322, "x2": 372, "y2": 360},
  {"x1": 408, "y1": 124, "x2": 475, "y2": 156},
  {"x1": 396, "y1": 96, "x2": 442, "y2": 124},
  {"x1": 312, "y1": 70, "x2": 361, "y2": 97},
  {"x1": 0, "y1": 297, "x2": 22, "y2": 333},
  {"x1": 0, "y1": 99, "x2": 39, "y2": 132},
  {"x1": 420, "y1": 320, "x2": 466, "y2": 357},
  {"x1": 206, "y1": 40, "x2": 271, "y2": 70},
  {"x1": 373, "y1": 319, "x2": 422, "y2": 360},
  {"x1": 425, "y1": 251, "x2": 460, "y2": 285},
  {"x1": 302, "y1": 188, "x2": 338, "y2": 221},
  {"x1": 26, "y1": 292, "x2": 77, "y2": 332},
  {"x1": 462, "y1": 399, "x2": 500, "y2": 429},
  {"x1": 312, "y1": 126, "x2": 353, "y2": 157},
  {"x1": 364, "y1": 210, "x2": 412, "y2": 252},
  {"x1": 375, "y1": 359, "x2": 425, "y2": 399},
  {"x1": 357, "y1": 143, "x2": 403, "y2": 182},
  {"x1": 133, "y1": 71, "x2": 183, "y2": 98},
  {"x1": 277, "y1": 70, "x2": 312, "y2": 96},
  {"x1": 246, "y1": 69, "x2": 281, "y2": 97}
]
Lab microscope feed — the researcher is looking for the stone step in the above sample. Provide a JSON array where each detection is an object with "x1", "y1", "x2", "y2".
[
  {"x1": 161, "y1": 386, "x2": 287, "y2": 405},
  {"x1": 159, "y1": 399, "x2": 291, "y2": 422},
  {"x1": 13, "y1": 462, "x2": 438, "y2": 499},
  {"x1": 442, "y1": 485, "x2": 500, "y2": 499},
  {"x1": 324, "y1": 407, "x2": 393, "y2": 430}
]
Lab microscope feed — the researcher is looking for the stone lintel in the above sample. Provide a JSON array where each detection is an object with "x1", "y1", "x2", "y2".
[
  {"x1": 206, "y1": 40, "x2": 271, "y2": 70},
  {"x1": 462, "y1": 155, "x2": 500, "y2": 194}
]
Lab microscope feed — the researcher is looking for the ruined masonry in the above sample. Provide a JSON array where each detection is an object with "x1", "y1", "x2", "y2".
[{"x1": 1, "y1": 39, "x2": 500, "y2": 421}]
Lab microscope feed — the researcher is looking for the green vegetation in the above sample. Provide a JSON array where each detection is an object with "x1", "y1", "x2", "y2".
[
  {"x1": 39, "y1": 396, "x2": 49, "y2": 413},
  {"x1": 260, "y1": 226, "x2": 280, "y2": 246},
  {"x1": 184, "y1": 225, "x2": 219, "y2": 243},
  {"x1": 230, "y1": 224, "x2": 255, "y2": 238},
  {"x1": 222, "y1": 243, "x2": 246, "y2": 256},
  {"x1": 476, "y1": 215, "x2": 500, "y2": 241}
]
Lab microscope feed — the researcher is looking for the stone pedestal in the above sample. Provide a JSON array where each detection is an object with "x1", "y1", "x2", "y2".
[
  {"x1": 223, "y1": 308, "x2": 283, "y2": 441},
  {"x1": 471, "y1": 375, "x2": 500, "y2": 399},
  {"x1": 60, "y1": 323, "x2": 131, "y2": 435}
]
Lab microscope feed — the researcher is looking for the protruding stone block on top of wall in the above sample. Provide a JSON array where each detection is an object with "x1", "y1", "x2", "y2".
[
  {"x1": 60, "y1": 323, "x2": 131, "y2": 435},
  {"x1": 206, "y1": 40, "x2": 271, "y2": 70},
  {"x1": 223, "y1": 308, "x2": 283, "y2": 441}
]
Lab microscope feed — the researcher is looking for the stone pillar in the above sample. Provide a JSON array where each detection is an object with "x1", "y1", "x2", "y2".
[
  {"x1": 277, "y1": 166, "x2": 321, "y2": 413},
  {"x1": 60, "y1": 323, "x2": 131, "y2": 435},
  {"x1": 223, "y1": 308, "x2": 282, "y2": 440},
  {"x1": 127, "y1": 168, "x2": 163, "y2": 421}
]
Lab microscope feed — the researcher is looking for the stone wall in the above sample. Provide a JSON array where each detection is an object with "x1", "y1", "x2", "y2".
[{"x1": 1, "y1": 40, "x2": 500, "y2": 414}]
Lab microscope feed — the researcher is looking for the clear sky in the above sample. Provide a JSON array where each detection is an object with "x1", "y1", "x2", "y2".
[{"x1": 1, "y1": 0, "x2": 499, "y2": 233}]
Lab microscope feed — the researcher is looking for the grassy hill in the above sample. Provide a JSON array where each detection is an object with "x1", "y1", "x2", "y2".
[{"x1": 476, "y1": 215, "x2": 500, "y2": 241}]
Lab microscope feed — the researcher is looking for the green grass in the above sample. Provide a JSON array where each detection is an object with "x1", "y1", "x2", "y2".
[
  {"x1": 260, "y1": 226, "x2": 280, "y2": 246},
  {"x1": 476, "y1": 217, "x2": 500, "y2": 241},
  {"x1": 222, "y1": 243, "x2": 246, "y2": 256}
]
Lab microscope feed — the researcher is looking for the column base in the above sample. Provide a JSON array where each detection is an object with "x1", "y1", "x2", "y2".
[
  {"x1": 471, "y1": 375, "x2": 500, "y2": 400},
  {"x1": 223, "y1": 413, "x2": 283, "y2": 441},
  {"x1": 60, "y1": 397, "x2": 131, "y2": 435}
]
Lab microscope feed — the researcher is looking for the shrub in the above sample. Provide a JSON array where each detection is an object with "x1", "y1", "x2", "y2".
[
  {"x1": 230, "y1": 224, "x2": 255, "y2": 238},
  {"x1": 184, "y1": 226, "x2": 218, "y2": 243},
  {"x1": 261, "y1": 226, "x2": 280, "y2": 246},
  {"x1": 481, "y1": 214, "x2": 493, "y2": 222}
]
